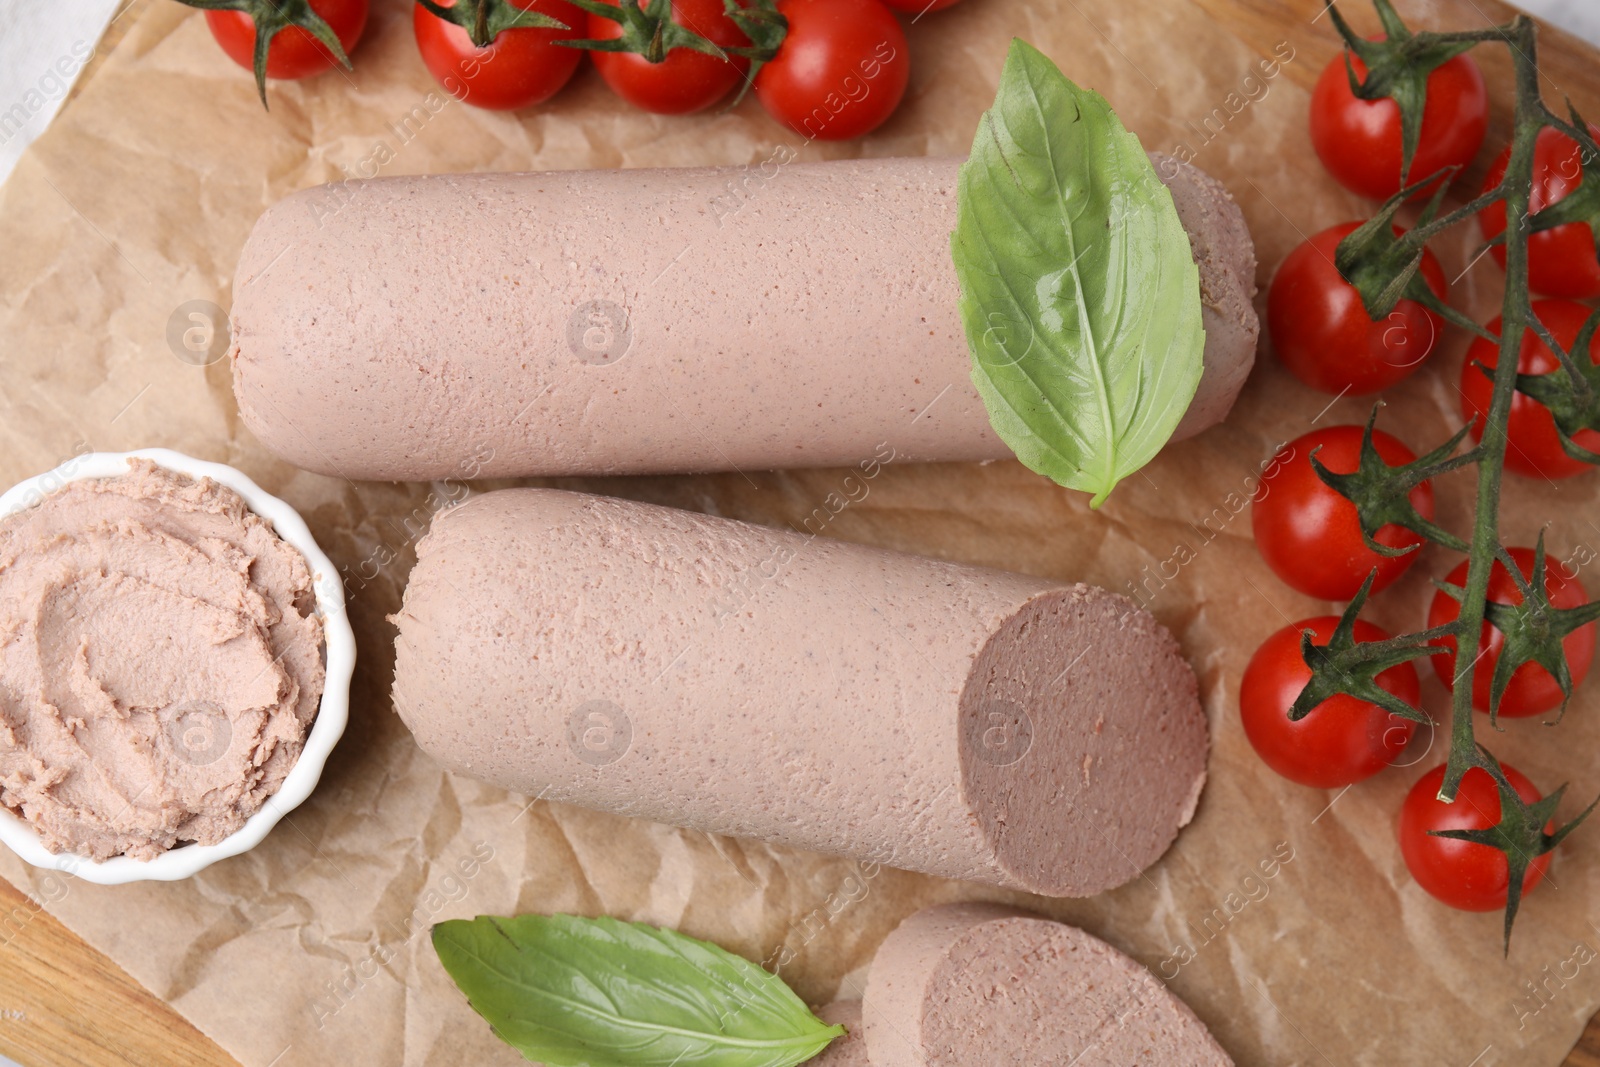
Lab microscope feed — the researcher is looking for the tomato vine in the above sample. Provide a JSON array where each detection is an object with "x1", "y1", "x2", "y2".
[{"x1": 1310, "y1": 0, "x2": 1600, "y2": 949}]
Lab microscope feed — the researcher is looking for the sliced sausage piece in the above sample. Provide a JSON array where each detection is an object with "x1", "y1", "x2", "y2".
[
  {"x1": 391, "y1": 488, "x2": 1208, "y2": 897},
  {"x1": 812, "y1": 1002, "x2": 869, "y2": 1066},
  {"x1": 864, "y1": 903, "x2": 1232, "y2": 1066},
  {"x1": 230, "y1": 155, "x2": 1256, "y2": 482}
]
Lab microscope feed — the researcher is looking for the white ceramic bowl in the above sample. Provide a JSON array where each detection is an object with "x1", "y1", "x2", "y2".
[{"x1": 0, "y1": 449, "x2": 355, "y2": 884}]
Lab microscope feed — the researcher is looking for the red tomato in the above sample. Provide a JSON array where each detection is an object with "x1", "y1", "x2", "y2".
[
  {"x1": 1399, "y1": 763, "x2": 1550, "y2": 912},
  {"x1": 207, "y1": 0, "x2": 369, "y2": 81},
  {"x1": 588, "y1": 0, "x2": 749, "y2": 115},
  {"x1": 1309, "y1": 49, "x2": 1487, "y2": 201},
  {"x1": 1478, "y1": 125, "x2": 1600, "y2": 301},
  {"x1": 1268, "y1": 221, "x2": 1449, "y2": 395},
  {"x1": 1460, "y1": 300, "x2": 1600, "y2": 480},
  {"x1": 414, "y1": 0, "x2": 583, "y2": 111},
  {"x1": 879, "y1": 0, "x2": 962, "y2": 10},
  {"x1": 755, "y1": 0, "x2": 910, "y2": 142},
  {"x1": 1427, "y1": 547, "x2": 1596, "y2": 717},
  {"x1": 1252, "y1": 426, "x2": 1434, "y2": 600},
  {"x1": 1240, "y1": 616, "x2": 1420, "y2": 788}
]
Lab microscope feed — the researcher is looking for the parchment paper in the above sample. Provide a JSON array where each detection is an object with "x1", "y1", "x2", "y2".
[{"x1": 4, "y1": 1, "x2": 1600, "y2": 1064}]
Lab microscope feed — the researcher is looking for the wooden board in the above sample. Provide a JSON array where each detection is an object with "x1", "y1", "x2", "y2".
[
  {"x1": 0, "y1": 874, "x2": 225, "y2": 1067},
  {"x1": 2, "y1": 1, "x2": 1600, "y2": 1065}
]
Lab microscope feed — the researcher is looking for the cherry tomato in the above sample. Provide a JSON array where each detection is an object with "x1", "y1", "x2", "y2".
[
  {"x1": 879, "y1": 0, "x2": 962, "y2": 10},
  {"x1": 1309, "y1": 49, "x2": 1487, "y2": 201},
  {"x1": 755, "y1": 0, "x2": 910, "y2": 142},
  {"x1": 1252, "y1": 426, "x2": 1434, "y2": 601},
  {"x1": 1268, "y1": 221, "x2": 1449, "y2": 396},
  {"x1": 1426, "y1": 547, "x2": 1596, "y2": 717},
  {"x1": 1478, "y1": 125, "x2": 1600, "y2": 301},
  {"x1": 1399, "y1": 763, "x2": 1551, "y2": 912},
  {"x1": 207, "y1": 0, "x2": 369, "y2": 81},
  {"x1": 588, "y1": 0, "x2": 749, "y2": 115},
  {"x1": 414, "y1": 0, "x2": 583, "y2": 111},
  {"x1": 1460, "y1": 300, "x2": 1600, "y2": 480},
  {"x1": 1241, "y1": 616, "x2": 1420, "y2": 788}
]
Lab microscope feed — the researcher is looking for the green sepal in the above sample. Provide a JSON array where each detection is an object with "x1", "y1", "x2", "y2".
[
  {"x1": 417, "y1": 0, "x2": 569, "y2": 50},
  {"x1": 1309, "y1": 404, "x2": 1474, "y2": 555},
  {"x1": 1427, "y1": 748, "x2": 1599, "y2": 954},
  {"x1": 1526, "y1": 105, "x2": 1600, "y2": 277},
  {"x1": 1334, "y1": 174, "x2": 1492, "y2": 339},
  {"x1": 1323, "y1": 0, "x2": 1479, "y2": 184},
  {"x1": 558, "y1": 0, "x2": 730, "y2": 61},
  {"x1": 1288, "y1": 571, "x2": 1436, "y2": 726},
  {"x1": 719, "y1": 0, "x2": 787, "y2": 96},
  {"x1": 1505, "y1": 304, "x2": 1600, "y2": 462},
  {"x1": 173, "y1": 0, "x2": 355, "y2": 109},
  {"x1": 722, "y1": 0, "x2": 787, "y2": 60},
  {"x1": 1435, "y1": 532, "x2": 1600, "y2": 725}
]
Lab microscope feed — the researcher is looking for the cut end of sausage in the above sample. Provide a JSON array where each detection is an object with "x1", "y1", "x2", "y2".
[
  {"x1": 1150, "y1": 152, "x2": 1260, "y2": 442},
  {"x1": 811, "y1": 1001, "x2": 870, "y2": 1066},
  {"x1": 864, "y1": 903, "x2": 1233, "y2": 1067},
  {"x1": 959, "y1": 586, "x2": 1208, "y2": 897}
]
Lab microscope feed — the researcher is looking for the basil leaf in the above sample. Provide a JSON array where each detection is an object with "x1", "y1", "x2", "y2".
[
  {"x1": 432, "y1": 914, "x2": 844, "y2": 1067},
  {"x1": 954, "y1": 39, "x2": 1206, "y2": 507}
]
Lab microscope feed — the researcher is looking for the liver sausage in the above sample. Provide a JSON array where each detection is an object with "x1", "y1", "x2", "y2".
[
  {"x1": 391, "y1": 488, "x2": 1208, "y2": 896},
  {"x1": 231, "y1": 156, "x2": 1257, "y2": 481},
  {"x1": 811, "y1": 1002, "x2": 868, "y2": 1066}
]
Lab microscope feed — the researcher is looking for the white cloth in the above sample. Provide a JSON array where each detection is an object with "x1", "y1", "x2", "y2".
[
  {"x1": 1517, "y1": 0, "x2": 1600, "y2": 47},
  {"x1": 0, "y1": 0, "x2": 125, "y2": 189}
]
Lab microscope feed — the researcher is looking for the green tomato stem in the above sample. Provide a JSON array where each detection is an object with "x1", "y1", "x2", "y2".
[{"x1": 1439, "y1": 14, "x2": 1542, "y2": 801}]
